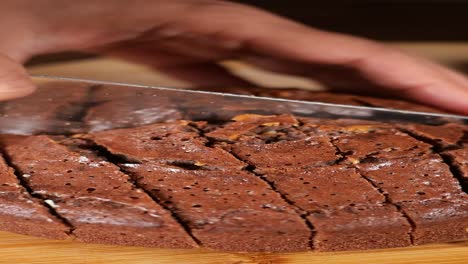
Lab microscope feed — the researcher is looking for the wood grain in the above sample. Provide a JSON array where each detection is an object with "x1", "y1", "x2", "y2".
[{"x1": 0, "y1": 232, "x2": 466, "y2": 264}]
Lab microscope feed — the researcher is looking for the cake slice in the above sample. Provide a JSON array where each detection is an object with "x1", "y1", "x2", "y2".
[
  {"x1": 355, "y1": 153, "x2": 468, "y2": 245},
  {"x1": 400, "y1": 123, "x2": 466, "y2": 148},
  {"x1": 399, "y1": 199, "x2": 468, "y2": 245},
  {"x1": 121, "y1": 163, "x2": 311, "y2": 252},
  {"x1": 230, "y1": 137, "x2": 338, "y2": 173},
  {"x1": 357, "y1": 155, "x2": 465, "y2": 203},
  {"x1": 307, "y1": 204, "x2": 411, "y2": 251},
  {"x1": 331, "y1": 129, "x2": 432, "y2": 161},
  {"x1": 265, "y1": 166, "x2": 413, "y2": 250},
  {"x1": 1, "y1": 135, "x2": 197, "y2": 248},
  {"x1": 84, "y1": 121, "x2": 244, "y2": 169},
  {"x1": 0, "y1": 155, "x2": 69, "y2": 239},
  {"x1": 206, "y1": 114, "x2": 338, "y2": 172},
  {"x1": 264, "y1": 166, "x2": 383, "y2": 210}
]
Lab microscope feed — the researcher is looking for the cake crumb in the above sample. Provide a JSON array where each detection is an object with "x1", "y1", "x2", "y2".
[{"x1": 44, "y1": 199, "x2": 59, "y2": 208}]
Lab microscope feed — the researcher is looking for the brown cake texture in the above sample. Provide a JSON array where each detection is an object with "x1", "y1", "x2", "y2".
[
  {"x1": 0, "y1": 83, "x2": 466, "y2": 252},
  {"x1": 83, "y1": 121, "x2": 310, "y2": 251},
  {"x1": 0, "y1": 155, "x2": 69, "y2": 239},
  {"x1": 1, "y1": 135, "x2": 196, "y2": 248}
]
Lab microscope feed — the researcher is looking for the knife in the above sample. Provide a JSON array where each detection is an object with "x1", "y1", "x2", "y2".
[{"x1": 0, "y1": 75, "x2": 466, "y2": 135}]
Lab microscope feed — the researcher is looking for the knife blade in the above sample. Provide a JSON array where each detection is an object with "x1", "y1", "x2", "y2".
[{"x1": 0, "y1": 75, "x2": 466, "y2": 135}]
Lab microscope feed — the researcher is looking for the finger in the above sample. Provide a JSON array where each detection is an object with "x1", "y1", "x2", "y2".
[
  {"x1": 387, "y1": 57, "x2": 468, "y2": 114},
  {"x1": 340, "y1": 51, "x2": 468, "y2": 114},
  {"x1": 243, "y1": 55, "x2": 377, "y2": 93},
  {"x1": 158, "y1": 63, "x2": 255, "y2": 88},
  {"x1": 145, "y1": 29, "x2": 236, "y2": 61},
  {"x1": 102, "y1": 46, "x2": 254, "y2": 87},
  {"x1": 0, "y1": 54, "x2": 35, "y2": 101},
  {"x1": 182, "y1": 3, "x2": 468, "y2": 113},
  {"x1": 244, "y1": 52, "x2": 468, "y2": 114}
]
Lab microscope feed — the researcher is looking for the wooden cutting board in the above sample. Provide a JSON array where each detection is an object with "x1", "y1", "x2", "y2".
[{"x1": 0, "y1": 231, "x2": 466, "y2": 264}]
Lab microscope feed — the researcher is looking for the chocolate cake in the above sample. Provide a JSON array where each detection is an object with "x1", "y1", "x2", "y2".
[{"x1": 0, "y1": 82, "x2": 466, "y2": 252}]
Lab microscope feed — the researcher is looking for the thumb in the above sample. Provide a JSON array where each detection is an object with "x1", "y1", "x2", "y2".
[{"x1": 0, "y1": 54, "x2": 35, "y2": 101}]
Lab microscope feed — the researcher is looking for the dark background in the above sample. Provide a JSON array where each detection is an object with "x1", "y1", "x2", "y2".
[
  {"x1": 234, "y1": 0, "x2": 467, "y2": 41},
  {"x1": 29, "y1": 1, "x2": 467, "y2": 65}
]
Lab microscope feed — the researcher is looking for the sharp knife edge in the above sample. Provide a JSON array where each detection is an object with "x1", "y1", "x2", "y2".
[{"x1": 31, "y1": 75, "x2": 468, "y2": 122}]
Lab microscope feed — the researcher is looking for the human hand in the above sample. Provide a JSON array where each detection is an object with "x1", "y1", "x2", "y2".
[{"x1": 1, "y1": 0, "x2": 468, "y2": 114}]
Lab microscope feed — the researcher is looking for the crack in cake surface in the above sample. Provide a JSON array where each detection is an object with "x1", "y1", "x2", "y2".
[
  {"x1": 215, "y1": 148, "x2": 315, "y2": 250},
  {"x1": 205, "y1": 114, "x2": 414, "y2": 250},
  {"x1": 329, "y1": 124, "x2": 467, "y2": 245},
  {"x1": 82, "y1": 121, "x2": 312, "y2": 252},
  {"x1": 327, "y1": 138, "x2": 415, "y2": 244},
  {"x1": 399, "y1": 128, "x2": 468, "y2": 194},
  {"x1": 69, "y1": 139, "x2": 202, "y2": 246},
  {"x1": 1, "y1": 135, "x2": 196, "y2": 248},
  {"x1": 0, "y1": 146, "x2": 75, "y2": 235},
  {"x1": 0, "y1": 108, "x2": 466, "y2": 251},
  {"x1": 190, "y1": 123, "x2": 315, "y2": 250}
]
